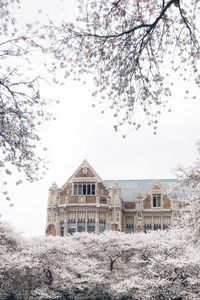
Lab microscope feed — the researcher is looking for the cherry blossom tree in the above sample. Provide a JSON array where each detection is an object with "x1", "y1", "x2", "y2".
[
  {"x1": 45, "y1": 0, "x2": 200, "y2": 134},
  {"x1": 174, "y1": 141, "x2": 200, "y2": 244},
  {"x1": 84, "y1": 231, "x2": 136, "y2": 272},
  {"x1": 1, "y1": 224, "x2": 200, "y2": 299},
  {"x1": 0, "y1": 0, "x2": 54, "y2": 191},
  {"x1": 0, "y1": 221, "x2": 22, "y2": 254}
]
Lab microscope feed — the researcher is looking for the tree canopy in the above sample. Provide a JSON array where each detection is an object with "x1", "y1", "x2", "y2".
[
  {"x1": 175, "y1": 141, "x2": 200, "y2": 244},
  {"x1": 0, "y1": 0, "x2": 54, "y2": 189},
  {"x1": 1, "y1": 224, "x2": 200, "y2": 300},
  {"x1": 45, "y1": 0, "x2": 200, "y2": 134},
  {"x1": 1, "y1": 0, "x2": 199, "y2": 184}
]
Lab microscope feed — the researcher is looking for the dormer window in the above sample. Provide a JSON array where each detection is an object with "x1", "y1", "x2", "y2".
[
  {"x1": 74, "y1": 182, "x2": 96, "y2": 195},
  {"x1": 152, "y1": 194, "x2": 161, "y2": 207}
]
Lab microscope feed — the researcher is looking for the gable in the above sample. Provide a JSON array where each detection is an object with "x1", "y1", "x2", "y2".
[
  {"x1": 143, "y1": 182, "x2": 172, "y2": 209},
  {"x1": 104, "y1": 179, "x2": 177, "y2": 202},
  {"x1": 61, "y1": 159, "x2": 107, "y2": 191},
  {"x1": 75, "y1": 166, "x2": 96, "y2": 178},
  {"x1": 146, "y1": 181, "x2": 167, "y2": 195}
]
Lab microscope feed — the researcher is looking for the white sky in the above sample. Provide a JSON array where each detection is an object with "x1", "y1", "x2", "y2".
[{"x1": 1, "y1": 0, "x2": 200, "y2": 237}]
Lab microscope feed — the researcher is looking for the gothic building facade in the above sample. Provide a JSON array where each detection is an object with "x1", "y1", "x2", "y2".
[{"x1": 46, "y1": 160, "x2": 182, "y2": 236}]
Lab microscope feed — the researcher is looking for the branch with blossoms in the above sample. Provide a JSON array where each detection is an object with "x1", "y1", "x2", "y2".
[
  {"x1": 44, "y1": 0, "x2": 200, "y2": 134},
  {"x1": 0, "y1": 0, "x2": 57, "y2": 204},
  {"x1": 0, "y1": 72, "x2": 51, "y2": 182}
]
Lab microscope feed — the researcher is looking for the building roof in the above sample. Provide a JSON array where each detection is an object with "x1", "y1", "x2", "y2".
[{"x1": 104, "y1": 179, "x2": 177, "y2": 202}]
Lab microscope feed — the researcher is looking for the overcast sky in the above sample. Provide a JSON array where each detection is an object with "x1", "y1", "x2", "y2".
[{"x1": 1, "y1": 0, "x2": 200, "y2": 237}]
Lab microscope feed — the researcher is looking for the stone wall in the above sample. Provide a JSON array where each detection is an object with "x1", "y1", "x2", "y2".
[
  {"x1": 163, "y1": 194, "x2": 171, "y2": 209},
  {"x1": 143, "y1": 195, "x2": 151, "y2": 209}
]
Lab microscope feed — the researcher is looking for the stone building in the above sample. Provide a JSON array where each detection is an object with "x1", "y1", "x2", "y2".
[{"x1": 46, "y1": 160, "x2": 181, "y2": 236}]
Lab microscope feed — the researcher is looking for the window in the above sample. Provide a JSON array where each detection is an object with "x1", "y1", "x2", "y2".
[
  {"x1": 144, "y1": 224, "x2": 152, "y2": 233},
  {"x1": 68, "y1": 220, "x2": 76, "y2": 235},
  {"x1": 152, "y1": 194, "x2": 161, "y2": 207},
  {"x1": 87, "y1": 219, "x2": 95, "y2": 233},
  {"x1": 153, "y1": 224, "x2": 161, "y2": 231},
  {"x1": 99, "y1": 220, "x2": 105, "y2": 233},
  {"x1": 74, "y1": 182, "x2": 96, "y2": 195},
  {"x1": 163, "y1": 223, "x2": 170, "y2": 230},
  {"x1": 60, "y1": 223, "x2": 64, "y2": 236},
  {"x1": 77, "y1": 220, "x2": 86, "y2": 232},
  {"x1": 126, "y1": 224, "x2": 134, "y2": 233},
  {"x1": 126, "y1": 216, "x2": 134, "y2": 233}
]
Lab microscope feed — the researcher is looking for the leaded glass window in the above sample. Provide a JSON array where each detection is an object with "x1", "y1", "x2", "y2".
[
  {"x1": 152, "y1": 194, "x2": 161, "y2": 207},
  {"x1": 74, "y1": 182, "x2": 96, "y2": 195}
]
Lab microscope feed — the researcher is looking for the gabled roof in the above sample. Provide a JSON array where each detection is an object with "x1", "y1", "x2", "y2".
[
  {"x1": 61, "y1": 159, "x2": 104, "y2": 189},
  {"x1": 104, "y1": 179, "x2": 177, "y2": 202},
  {"x1": 57, "y1": 160, "x2": 178, "y2": 201}
]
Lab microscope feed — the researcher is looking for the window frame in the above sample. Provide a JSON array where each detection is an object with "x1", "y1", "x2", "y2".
[
  {"x1": 152, "y1": 193, "x2": 162, "y2": 208},
  {"x1": 73, "y1": 182, "x2": 96, "y2": 196}
]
